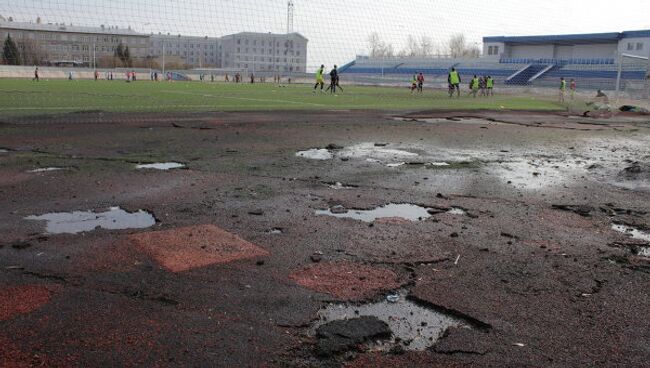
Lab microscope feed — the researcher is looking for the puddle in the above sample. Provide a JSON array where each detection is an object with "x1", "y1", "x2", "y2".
[
  {"x1": 266, "y1": 228, "x2": 284, "y2": 235},
  {"x1": 28, "y1": 167, "x2": 67, "y2": 173},
  {"x1": 327, "y1": 182, "x2": 357, "y2": 190},
  {"x1": 135, "y1": 162, "x2": 185, "y2": 170},
  {"x1": 0, "y1": 149, "x2": 8, "y2": 153},
  {"x1": 612, "y1": 224, "x2": 650, "y2": 242},
  {"x1": 296, "y1": 149, "x2": 333, "y2": 160},
  {"x1": 491, "y1": 160, "x2": 590, "y2": 190},
  {"x1": 25, "y1": 207, "x2": 156, "y2": 234},
  {"x1": 315, "y1": 203, "x2": 431, "y2": 223},
  {"x1": 339, "y1": 143, "x2": 418, "y2": 161},
  {"x1": 447, "y1": 207, "x2": 467, "y2": 216},
  {"x1": 386, "y1": 162, "x2": 406, "y2": 168},
  {"x1": 314, "y1": 291, "x2": 465, "y2": 351},
  {"x1": 417, "y1": 117, "x2": 504, "y2": 126},
  {"x1": 427, "y1": 162, "x2": 451, "y2": 167}
]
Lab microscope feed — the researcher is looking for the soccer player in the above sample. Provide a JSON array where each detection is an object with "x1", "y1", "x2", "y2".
[
  {"x1": 417, "y1": 72, "x2": 424, "y2": 93},
  {"x1": 469, "y1": 75, "x2": 479, "y2": 98},
  {"x1": 33, "y1": 67, "x2": 39, "y2": 82},
  {"x1": 559, "y1": 77, "x2": 567, "y2": 103},
  {"x1": 410, "y1": 74, "x2": 418, "y2": 93},
  {"x1": 326, "y1": 65, "x2": 338, "y2": 94},
  {"x1": 448, "y1": 67, "x2": 461, "y2": 98},
  {"x1": 479, "y1": 76, "x2": 487, "y2": 97},
  {"x1": 486, "y1": 76, "x2": 494, "y2": 96},
  {"x1": 313, "y1": 64, "x2": 325, "y2": 93},
  {"x1": 570, "y1": 79, "x2": 577, "y2": 100}
]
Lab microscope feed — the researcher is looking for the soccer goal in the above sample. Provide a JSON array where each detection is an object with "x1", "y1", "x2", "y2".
[{"x1": 615, "y1": 53, "x2": 650, "y2": 103}]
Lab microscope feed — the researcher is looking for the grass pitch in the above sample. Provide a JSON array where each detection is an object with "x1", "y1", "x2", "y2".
[{"x1": 0, "y1": 79, "x2": 567, "y2": 115}]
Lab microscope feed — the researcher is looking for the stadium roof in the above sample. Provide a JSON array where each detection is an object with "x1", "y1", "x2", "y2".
[
  {"x1": 0, "y1": 20, "x2": 145, "y2": 36},
  {"x1": 484, "y1": 30, "x2": 650, "y2": 45}
]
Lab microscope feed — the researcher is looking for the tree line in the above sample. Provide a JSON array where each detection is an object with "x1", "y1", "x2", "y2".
[{"x1": 367, "y1": 32, "x2": 480, "y2": 59}]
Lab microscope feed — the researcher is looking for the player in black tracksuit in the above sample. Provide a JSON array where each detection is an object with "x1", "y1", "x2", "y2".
[{"x1": 326, "y1": 65, "x2": 338, "y2": 94}]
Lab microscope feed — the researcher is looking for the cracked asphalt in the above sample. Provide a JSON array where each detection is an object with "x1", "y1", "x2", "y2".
[{"x1": 1, "y1": 109, "x2": 649, "y2": 367}]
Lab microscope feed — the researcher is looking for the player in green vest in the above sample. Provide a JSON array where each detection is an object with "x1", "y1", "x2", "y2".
[
  {"x1": 313, "y1": 65, "x2": 325, "y2": 93},
  {"x1": 469, "y1": 75, "x2": 479, "y2": 98},
  {"x1": 486, "y1": 76, "x2": 494, "y2": 97},
  {"x1": 559, "y1": 77, "x2": 567, "y2": 103},
  {"x1": 448, "y1": 68, "x2": 461, "y2": 98}
]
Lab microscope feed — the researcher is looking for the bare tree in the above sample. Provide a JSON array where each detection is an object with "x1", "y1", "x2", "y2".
[
  {"x1": 448, "y1": 33, "x2": 480, "y2": 58},
  {"x1": 18, "y1": 39, "x2": 47, "y2": 65},
  {"x1": 420, "y1": 36, "x2": 434, "y2": 56},
  {"x1": 402, "y1": 35, "x2": 420, "y2": 57},
  {"x1": 368, "y1": 32, "x2": 385, "y2": 58}
]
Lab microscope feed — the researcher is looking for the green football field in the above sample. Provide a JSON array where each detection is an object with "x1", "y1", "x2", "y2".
[{"x1": 0, "y1": 79, "x2": 568, "y2": 115}]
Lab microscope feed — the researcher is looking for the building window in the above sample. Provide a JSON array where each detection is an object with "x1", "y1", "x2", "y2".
[
  {"x1": 637, "y1": 43, "x2": 644, "y2": 50},
  {"x1": 628, "y1": 43, "x2": 634, "y2": 51}
]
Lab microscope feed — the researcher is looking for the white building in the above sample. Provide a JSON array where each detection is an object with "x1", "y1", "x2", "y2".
[
  {"x1": 220, "y1": 32, "x2": 308, "y2": 73},
  {"x1": 0, "y1": 20, "x2": 148, "y2": 65},
  {"x1": 149, "y1": 34, "x2": 222, "y2": 68},
  {"x1": 483, "y1": 30, "x2": 650, "y2": 62}
]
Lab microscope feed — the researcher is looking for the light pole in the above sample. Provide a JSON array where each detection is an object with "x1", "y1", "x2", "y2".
[{"x1": 162, "y1": 42, "x2": 166, "y2": 77}]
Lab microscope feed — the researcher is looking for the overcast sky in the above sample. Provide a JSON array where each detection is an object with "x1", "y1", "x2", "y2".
[{"x1": 2, "y1": 0, "x2": 650, "y2": 69}]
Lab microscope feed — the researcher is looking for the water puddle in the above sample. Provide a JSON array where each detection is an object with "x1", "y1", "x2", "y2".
[
  {"x1": 612, "y1": 224, "x2": 650, "y2": 242},
  {"x1": 386, "y1": 162, "x2": 406, "y2": 168},
  {"x1": 314, "y1": 291, "x2": 465, "y2": 351},
  {"x1": 296, "y1": 149, "x2": 334, "y2": 160},
  {"x1": 339, "y1": 143, "x2": 418, "y2": 161},
  {"x1": 491, "y1": 160, "x2": 590, "y2": 190},
  {"x1": 135, "y1": 162, "x2": 185, "y2": 170},
  {"x1": 315, "y1": 203, "x2": 431, "y2": 223},
  {"x1": 417, "y1": 117, "x2": 504, "y2": 126},
  {"x1": 326, "y1": 182, "x2": 357, "y2": 190},
  {"x1": 447, "y1": 207, "x2": 467, "y2": 216},
  {"x1": 427, "y1": 162, "x2": 451, "y2": 167},
  {"x1": 266, "y1": 227, "x2": 284, "y2": 235},
  {"x1": 25, "y1": 207, "x2": 156, "y2": 234},
  {"x1": 28, "y1": 167, "x2": 67, "y2": 173},
  {"x1": 0, "y1": 149, "x2": 8, "y2": 153}
]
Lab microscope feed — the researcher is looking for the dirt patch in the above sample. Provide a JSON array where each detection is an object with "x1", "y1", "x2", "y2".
[
  {"x1": 0, "y1": 285, "x2": 59, "y2": 321},
  {"x1": 129, "y1": 224, "x2": 269, "y2": 272},
  {"x1": 289, "y1": 261, "x2": 403, "y2": 300}
]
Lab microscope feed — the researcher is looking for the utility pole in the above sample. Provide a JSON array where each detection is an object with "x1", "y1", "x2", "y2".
[
  {"x1": 287, "y1": 1, "x2": 294, "y2": 34},
  {"x1": 162, "y1": 42, "x2": 166, "y2": 77}
]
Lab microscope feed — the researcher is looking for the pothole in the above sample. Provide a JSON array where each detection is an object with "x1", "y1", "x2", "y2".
[
  {"x1": 612, "y1": 224, "x2": 650, "y2": 242},
  {"x1": 447, "y1": 207, "x2": 467, "y2": 216},
  {"x1": 326, "y1": 182, "x2": 357, "y2": 190},
  {"x1": 491, "y1": 160, "x2": 590, "y2": 189},
  {"x1": 417, "y1": 117, "x2": 504, "y2": 125},
  {"x1": 25, "y1": 207, "x2": 156, "y2": 234},
  {"x1": 339, "y1": 143, "x2": 419, "y2": 161},
  {"x1": 296, "y1": 149, "x2": 334, "y2": 160},
  {"x1": 27, "y1": 167, "x2": 68, "y2": 173},
  {"x1": 313, "y1": 291, "x2": 467, "y2": 352},
  {"x1": 266, "y1": 227, "x2": 284, "y2": 235},
  {"x1": 135, "y1": 162, "x2": 185, "y2": 170},
  {"x1": 315, "y1": 203, "x2": 431, "y2": 223}
]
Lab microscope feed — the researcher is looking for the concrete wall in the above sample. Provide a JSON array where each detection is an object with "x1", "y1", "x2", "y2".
[
  {"x1": 618, "y1": 37, "x2": 650, "y2": 58},
  {"x1": 482, "y1": 42, "x2": 505, "y2": 60},
  {"x1": 572, "y1": 43, "x2": 617, "y2": 58},
  {"x1": 508, "y1": 45, "x2": 554, "y2": 59}
]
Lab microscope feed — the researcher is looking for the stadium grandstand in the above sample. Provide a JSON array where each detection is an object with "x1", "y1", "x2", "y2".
[{"x1": 341, "y1": 30, "x2": 650, "y2": 92}]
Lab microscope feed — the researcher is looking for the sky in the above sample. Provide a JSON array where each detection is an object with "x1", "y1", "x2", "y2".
[{"x1": 2, "y1": 0, "x2": 650, "y2": 70}]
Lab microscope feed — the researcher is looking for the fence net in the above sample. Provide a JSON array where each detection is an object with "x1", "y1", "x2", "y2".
[{"x1": 0, "y1": 0, "x2": 649, "y2": 116}]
